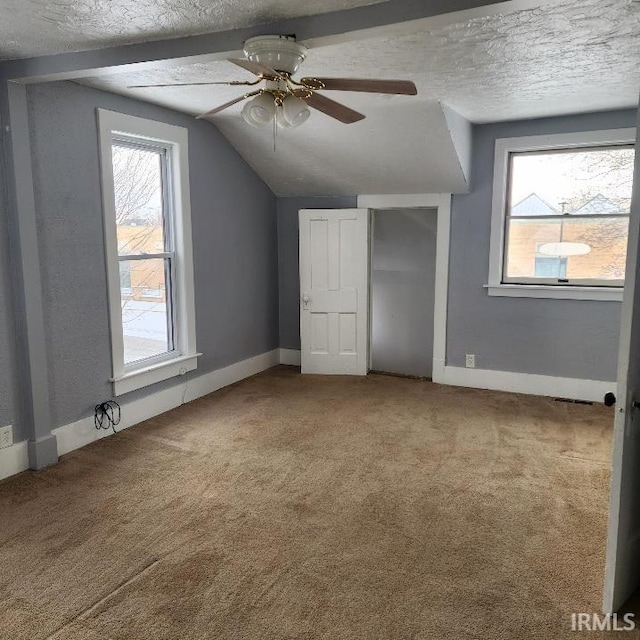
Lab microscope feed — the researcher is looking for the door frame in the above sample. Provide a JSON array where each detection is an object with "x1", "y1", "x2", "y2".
[
  {"x1": 603, "y1": 112, "x2": 640, "y2": 613},
  {"x1": 358, "y1": 194, "x2": 452, "y2": 382}
]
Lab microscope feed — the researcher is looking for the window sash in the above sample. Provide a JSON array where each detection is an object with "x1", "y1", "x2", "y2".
[
  {"x1": 112, "y1": 138, "x2": 174, "y2": 258},
  {"x1": 502, "y1": 277, "x2": 626, "y2": 288},
  {"x1": 502, "y1": 213, "x2": 629, "y2": 286},
  {"x1": 118, "y1": 255, "x2": 177, "y2": 368},
  {"x1": 118, "y1": 252, "x2": 173, "y2": 261},
  {"x1": 508, "y1": 143, "x2": 634, "y2": 161},
  {"x1": 111, "y1": 136, "x2": 178, "y2": 370},
  {"x1": 507, "y1": 213, "x2": 630, "y2": 221}
]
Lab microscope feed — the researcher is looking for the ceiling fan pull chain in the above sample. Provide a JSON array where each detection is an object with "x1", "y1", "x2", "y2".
[{"x1": 273, "y1": 113, "x2": 277, "y2": 153}]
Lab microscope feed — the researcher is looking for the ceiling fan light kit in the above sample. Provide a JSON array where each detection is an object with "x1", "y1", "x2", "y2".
[
  {"x1": 240, "y1": 76, "x2": 311, "y2": 129},
  {"x1": 130, "y1": 35, "x2": 418, "y2": 127},
  {"x1": 241, "y1": 93, "x2": 310, "y2": 129}
]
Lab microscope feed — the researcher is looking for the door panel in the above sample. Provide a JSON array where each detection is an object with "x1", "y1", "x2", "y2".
[
  {"x1": 339, "y1": 218, "x2": 358, "y2": 288},
  {"x1": 339, "y1": 313, "x2": 357, "y2": 354},
  {"x1": 604, "y1": 113, "x2": 640, "y2": 613},
  {"x1": 311, "y1": 314, "x2": 329, "y2": 354},
  {"x1": 310, "y1": 220, "x2": 329, "y2": 290},
  {"x1": 299, "y1": 209, "x2": 369, "y2": 375}
]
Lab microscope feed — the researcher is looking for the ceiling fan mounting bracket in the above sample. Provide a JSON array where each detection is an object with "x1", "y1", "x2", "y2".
[{"x1": 243, "y1": 35, "x2": 308, "y2": 75}]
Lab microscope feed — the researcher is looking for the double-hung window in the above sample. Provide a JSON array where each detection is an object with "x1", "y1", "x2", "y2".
[
  {"x1": 98, "y1": 110, "x2": 198, "y2": 395},
  {"x1": 488, "y1": 128, "x2": 636, "y2": 301}
]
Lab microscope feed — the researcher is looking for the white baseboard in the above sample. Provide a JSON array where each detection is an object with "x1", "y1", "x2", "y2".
[
  {"x1": 53, "y1": 349, "x2": 280, "y2": 458},
  {"x1": 276, "y1": 349, "x2": 610, "y2": 402},
  {"x1": 53, "y1": 387, "x2": 184, "y2": 458},
  {"x1": 279, "y1": 348, "x2": 301, "y2": 366},
  {"x1": 184, "y1": 349, "x2": 280, "y2": 403},
  {"x1": 440, "y1": 366, "x2": 613, "y2": 403},
  {"x1": 2, "y1": 350, "x2": 612, "y2": 481},
  {"x1": 0, "y1": 440, "x2": 29, "y2": 482}
]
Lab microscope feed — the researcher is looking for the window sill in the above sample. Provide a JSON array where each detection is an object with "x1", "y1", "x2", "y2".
[
  {"x1": 485, "y1": 283, "x2": 623, "y2": 302},
  {"x1": 111, "y1": 353, "x2": 201, "y2": 396}
]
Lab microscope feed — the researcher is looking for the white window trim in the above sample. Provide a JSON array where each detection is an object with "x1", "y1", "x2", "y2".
[
  {"x1": 97, "y1": 109, "x2": 199, "y2": 396},
  {"x1": 487, "y1": 128, "x2": 635, "y2": 302}
]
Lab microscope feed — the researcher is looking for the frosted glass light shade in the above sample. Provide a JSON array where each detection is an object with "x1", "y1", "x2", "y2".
[
  {"x1": 280, "y1": 96, "x2": 310, "y2": 127},
  {"x1": 275, "y1": 106, "x2": 293, "y2": 129},
  {"x1": 241, "y1": 93, "x2": 276, "y2": 127}
]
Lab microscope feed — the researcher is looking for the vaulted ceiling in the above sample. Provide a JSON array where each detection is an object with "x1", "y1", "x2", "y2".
[{"x1": 4, "y1": 0, "x2": 640, "y2": 197}]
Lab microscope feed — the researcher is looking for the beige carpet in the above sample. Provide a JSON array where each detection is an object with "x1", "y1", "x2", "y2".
[{"x1": 0, "y1": 367, "x2": 620, "y2": 639}]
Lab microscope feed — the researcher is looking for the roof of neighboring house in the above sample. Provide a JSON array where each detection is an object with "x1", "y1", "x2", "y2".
[
  {"x1": 571, "y1": 194, "x2": 621, "y2": 215},
  {"x1": 511, "y1": 193, "x2": 558, "y2": 217}
]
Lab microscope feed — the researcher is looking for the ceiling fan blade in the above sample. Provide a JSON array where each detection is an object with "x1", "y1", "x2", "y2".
[
  {"x1": 300, "y1": 77, "x2": 417, "y2": 95},
  {"x1": 127, "y1": 80, "x2": 258, "y2": 89},
  {"x1": 295, "y1": 90, "x2": 365, "y2": 124},
  {"x1": 195, "y1": 90, "x2": 262, "y2": 119},
  {"x1": 229, "y1": 58, "x2": 282, "y2": 78}
]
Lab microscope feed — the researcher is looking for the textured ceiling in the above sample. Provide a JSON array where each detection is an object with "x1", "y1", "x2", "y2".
[
  {"x1": 0, "y1": 0, "x2": 387, "y2": 60},
  {"x1": 299, "y1": 0, "x2": 640, "y2": 123},
  {"x1": 76, "y1": 0, "x2": 640, "y2": 196},
  {"x1": 79, "y1": 0, "x2": 640, "y2": 123}
]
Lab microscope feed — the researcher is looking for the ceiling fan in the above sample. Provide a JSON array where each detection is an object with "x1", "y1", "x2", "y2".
[{"x1": 128, "y1": 35, "x2": 417, "y2": 128}]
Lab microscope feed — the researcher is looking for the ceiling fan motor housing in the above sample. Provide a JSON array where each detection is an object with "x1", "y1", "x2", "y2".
[{"x1": 243, "y1": 35, "x2": 307, "y2": 75}]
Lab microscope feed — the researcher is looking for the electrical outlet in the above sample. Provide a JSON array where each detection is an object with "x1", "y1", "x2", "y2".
[
  {"x1": 465, "y1": 354, "x2": 476, "y2": 369},
  {"x1": 0, "y1": 425, "x2": 13, "y2": 449}
]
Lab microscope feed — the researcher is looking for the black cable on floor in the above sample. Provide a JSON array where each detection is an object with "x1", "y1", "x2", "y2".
[{"x1": 94, "y1": 400, "x2": 121, "y2": 434}]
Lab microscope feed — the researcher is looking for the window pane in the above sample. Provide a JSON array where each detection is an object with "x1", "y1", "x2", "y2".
[
  {"x1": 120, "y1": 258, "x2": 172, "y2": 365},
  {"x1": 112, "y1": 144, "x2": 166, "y2": 255},
  {"x1": 506, "y1": 217, "x2": 628, "y2": 281},
  {"x1": 119, "y1": 261, "x2": 132, "y2": 293},
  {"x1": 534, "y1": 256, "x2": 567, "y2": 279},
  {"x1": 509, "y1": 146, "x2": 634, "y2": 218}
]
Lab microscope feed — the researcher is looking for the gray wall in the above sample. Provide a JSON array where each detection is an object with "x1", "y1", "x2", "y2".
[
  {"x1": 447, "y1": 109, "x2": 637, "y2": 381},
  {"x1": 277, "y1": 196, "x2": 356, "y2": 350},
  {"x1": 0, "y1": 150, "x2": 21, "y2": 439},
  {"x1": 9, "y1": 91, "x2": 634, "y2": 444},
  {"x1": 371, "y1": 208, "x2": 437, "y2": 378},
  {"x1": 27, "y1": 81, "x2": 278, "y2": 430}
]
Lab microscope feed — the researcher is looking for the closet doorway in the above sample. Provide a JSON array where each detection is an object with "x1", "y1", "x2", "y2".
[{"x1": 370, "y1": 208, "x2": 438, "y2": 378}]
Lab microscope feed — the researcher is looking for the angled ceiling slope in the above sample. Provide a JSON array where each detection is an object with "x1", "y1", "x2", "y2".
[
  {"x1": 212, "y1": 99, "x2": 471, "y2": 197},
  {"x1": 80, "y1": 56, "x2": 471, "y2": 196},
  {"x1": 76, "y1": 25, "x2": 479, "y2": 197}
]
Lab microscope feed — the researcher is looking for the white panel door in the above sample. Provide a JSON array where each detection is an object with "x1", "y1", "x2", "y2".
[
  {"x1": 299, "y1": 209, "x2": 369, "y2": 375},
  {"x1": 604, "y1": 114, "x2": 640, "y2": 613}
]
